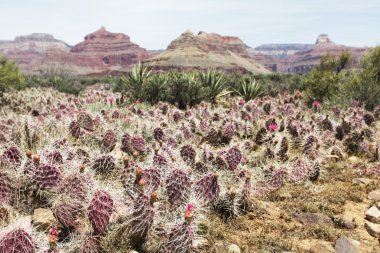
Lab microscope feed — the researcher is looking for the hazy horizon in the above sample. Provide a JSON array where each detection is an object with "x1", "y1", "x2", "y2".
[{"x1": 1, "y1": 0, "x2": 380, "y2": 49}]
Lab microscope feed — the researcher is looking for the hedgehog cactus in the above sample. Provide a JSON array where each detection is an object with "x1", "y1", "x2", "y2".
[
  {"x1": 1, "y1": 147, "x2": 22, "y2": 168},
  {"x1": 0, "y1": 228, "x2": 36, "y2": 253},
  {"x1": 255, "y1": 127, "x2": 267, "y2": 145},
  {"x1": 78, "y1": 112, "x2": 94, "y2": 131},
  {"x1": 202, "y1": 128, "x2": 220, "y2": 145},
  {"x1": 166, "y1": 168, "x2": 191, "y2": 206},
  {"x1": 141, "y1": 167, "x2": 161, "y2": 193},
  {"x1": 45, "y1": 151, "x2": 63, "y2": 164},
  {"x1": 32, "y1": 164, "x2": 61, "y2": 190},
  {"x1": 221, "y1": 123, "x2": 234, "y2": 143},
  {"x1": 69, "y1": 121, "x2": 81, "y2": 139},
  {"x1": 180, "y1": 145, "x2": 196, "y2": 165},
  {"x1": 101, "y1": 130, "x2": 117, "y2": 152},
  {"x1": 277, "y1": 137, "x2": 289, "y2": 161},
  {"x1": 87, "y1": 190, "x2": 114, "y2": 235},
  {"x1": 130, "y1": 192, "x2": 157, "y2": 246},
  {"x1": 59, "y1": 173, "x2": 91, "y2": 202},
  {"x1": 53, "y1": 201, "x2": 81, "y2": 229},
  {"x1": 303, "y1": 135, "x2": 318, "y2": 156},
  {"x1": 214, "y1": 189, "x2": 241, "y2": 221},
  {"x1": 153, "y1": 127, "x2": 165, "y2": 143},
  {"x1": 289, "y1": 158, "x2": 309, "y2": 183},
  {"x1": 131, "y1": 136, "x2": 146, "y2": 153},
  {"x1": 363, "y1": 113, "x2": 375, "y2": 126},
  {"x1": 195, "y1": 173, "x2": 220, "y2": 203},
  {"x1": 268, "y1": 167, "x2": 289, "y2": 190},
  {"x1": 121, "y1": 133, "x2": 132, "y2": 153},
  {"x1": 225, "y1": 146, "x2": 242, "y2": 170},
  {"x1": 162, "y1": 204, "x2": 195, "y2": 253},
  {"x1": 153, "y1": 152, "x2": 167, "y2": 168},
  {"x1": 80, "y1": 235, "x2": 100, "y2": 253},
  {"x1": 240, "y1": 175, "x2": 253, "y2": 212},
  {"x1": 194, "y1": 162, "x2": 208, "y2": 173},
  {"x1": 0, "y1": 172, "x2": 13, "y2": 204},
  {"x1": 320, "y1": 115, "x2": 333, "y2": 131},
  {"x1": 92, "y1": 155, "x2": 115, "y2": 174},
  {"x1": 335, "y1": 125, "x2": 345, "y2": 141}
]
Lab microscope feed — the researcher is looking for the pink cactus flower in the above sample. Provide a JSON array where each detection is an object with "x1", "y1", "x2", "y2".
[
  {"x1": 239, "y1": 99, "x2": 245, "y2": 106},
  {"x1": 313, "y1": 101, "x2": 320, "y2": 108},
  {"x1": 268, "y1": 122, "x2": 278, "y2": 131}
]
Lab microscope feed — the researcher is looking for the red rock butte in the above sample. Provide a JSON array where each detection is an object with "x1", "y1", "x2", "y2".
[
  {"x1": 144, "y1": 30, "x2": 270, "y2": 74},
  {"x1": 70, "y1": 27, "x2": 150, "y2": 75}
]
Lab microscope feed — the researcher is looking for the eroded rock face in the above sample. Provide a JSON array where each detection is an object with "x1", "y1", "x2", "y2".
[
  {"x1": 251, "y1": 34, "x2": 368, "y2": 73},
  {"x1": 144, "y1": 30, "x2": 270, "y2": 74},
  {"x1": 70, "y1": 27, "x2": 150, "y2": 75},
  {"x1": 0, "y1": 33, "x2": 71, "y2": 74}
]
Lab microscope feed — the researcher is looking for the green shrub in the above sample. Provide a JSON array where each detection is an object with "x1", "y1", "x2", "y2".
[
  {"x1": 333, "y1": 47, "x2": 380, "y2": 110},
  {"x1": 0, "y1": 56, "x2": 25, "y2": 99},
  {"x1": 163, "y1": 71, "x2": 207, "y2": 109},
  {"x1": 303, "y1": 52, "x2": 350, "y2": 104}
]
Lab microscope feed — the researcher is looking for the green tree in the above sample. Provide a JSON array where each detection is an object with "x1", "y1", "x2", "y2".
[
  {"x1": 0, "y1": 56, "x2": 25, "y2": 104},
  {"x1": 339, "y1": 46, "x2": 380, "y2": 110},
  {"x1": 303, "y1": 52, "x2": 350, "y2": 104}
]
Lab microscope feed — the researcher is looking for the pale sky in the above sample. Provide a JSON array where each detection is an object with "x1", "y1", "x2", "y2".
[{"x1": 0, "y1": 0, "x2": 379, "y2": 49}]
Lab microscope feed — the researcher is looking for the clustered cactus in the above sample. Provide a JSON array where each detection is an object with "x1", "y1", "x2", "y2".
[
  {"x1": 0, "y1": 229, "x2": 36, "y2": 253},
  {"x1": 1, "y1": 86, "x2": 379, "y2": 253},
  {"x1": 88, "y1": 190, "x2": 114, "y2": 235}
]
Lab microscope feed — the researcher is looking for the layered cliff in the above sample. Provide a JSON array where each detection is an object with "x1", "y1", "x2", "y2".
[
  {"x1": 70, "y1": 27, "x2": 150, "y2": 75},
  {"x1": 144, "y1": 30, "x2": 270, "y2": 74}
]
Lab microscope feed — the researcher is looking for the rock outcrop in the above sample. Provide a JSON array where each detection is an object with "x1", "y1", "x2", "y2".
[
  {"x1": 249, "y1": 43, "x2": 314, "y2": 59},
  {"x1": 70, "y1": 27, "x2": 150, "y2": 76},
  {"x1": 144, "y1": 30, "x2": 270, "y2": 74},
  {"x1": 251, "y1": 34, "x2": 368, "y2": 73},
  {"x1": 0, "y1": 33, "x2": 70, "y2": 74}
]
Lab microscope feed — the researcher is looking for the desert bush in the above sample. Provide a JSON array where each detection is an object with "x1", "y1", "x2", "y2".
[
  {"x1": 329, "y1": 47, "x2": 380, "y2": 110},
  {"x1": 163, "y1": 71, "x2": 207, "y2": 109},
  {"x1": 346, "y1": 46, "x2": 380, "y2": 110},
  {"x1": 302, "y1": 52, "x2": 350, "y2": 104},
  {"x1": 0, "y1": 56, "x2": 25, "y2": 103},
  {"x1": 25, "y1": 75, "x2": 85, "y2": 95}
]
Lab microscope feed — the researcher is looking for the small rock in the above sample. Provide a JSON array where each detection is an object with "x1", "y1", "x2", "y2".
[
  {"x1": 310, "y1": 241, "x2": 335, "y2": 253},
  {"x1": 364, "y1": 221, "x2": 380, "y2": 237},
  {"x1": 212, "y1": 241, "x2": 241, "y2": 253},
  {"x1": 293, "y1": 213, "x2": 334, "y2": 227},
  {"x1": 352, "y1": 178, "x2": 373, "y2": 186},
  {"x1": 129, "y1": 251, "x2": 139, "y2": 253},
  {"x1": 334, "y1": 236, "x2": 360, "y2": 253},
  {"x1": 348, "y1": 156, "x2": 359, "y2": 164},
  {"x1": 368, "y1": 189, "x2": 380, "y2": 201},
  {"x1": 376, "y1": 202, "x2": 380, "y2": 209},
  {"x1": 227, "y1": 244, "x2": 241, "y2": 253},
  {"x1": 334, "y1": 217, "x2": 357, "y2": 229},
  {"x1": 194, "y1": 238, "x2": 209, "y2": 250},
  {"x1": 32, "y1": 208, "x2": 56, "y2": 231},
  {"x1": 365, "y1": 206, "x2": 380, "y2": 223}
]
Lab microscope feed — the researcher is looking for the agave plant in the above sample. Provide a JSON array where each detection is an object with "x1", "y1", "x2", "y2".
[
  {"x1": 235, "y1": 77, "x2": 266, "y2": 101},
  {"x1": 120, "y1": 62, "x2": 152, "y2": 101},
  {"x1": 199, "y1": 69, "x2": 231, "y2": 106}
]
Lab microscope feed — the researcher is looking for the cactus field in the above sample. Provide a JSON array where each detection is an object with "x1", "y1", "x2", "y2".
[{"x1": 0, "y1": 86, "x2": 380, "y2": 253}]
